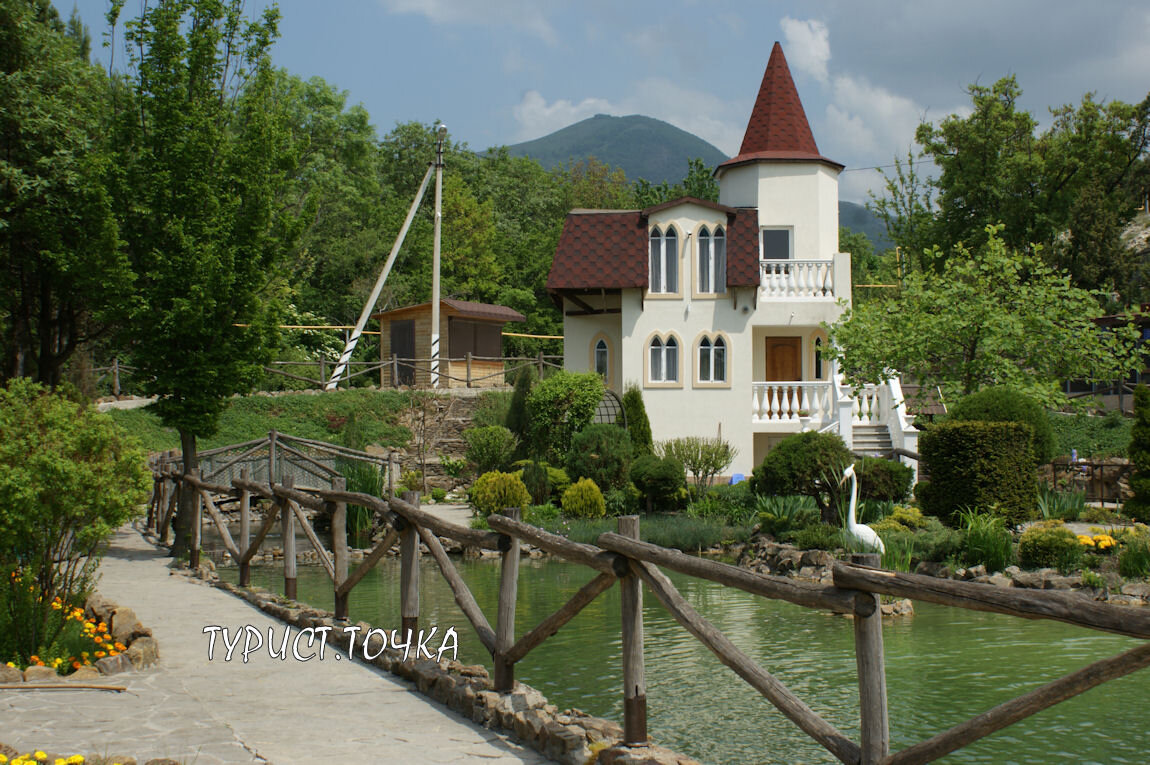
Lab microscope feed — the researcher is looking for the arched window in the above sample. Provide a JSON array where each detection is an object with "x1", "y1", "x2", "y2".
[
  {"x1": 648, "y1": 335, "x2": 679, "y2": 382},
  {"x1": 698, "y1": 335, "x2": 727, "y2": 382},
  {"x1": 814, "y1": 338, "x2": 824, "y2": 379},
  {"x1": 698, "y1": 226, "x2": 726, "y2": 294},
  {"x1": 594, "y1": 338, "x2": 609, "y2": 380},
  {"x1": 649, "y1": 227, "x2": 678, "y2": 293}
]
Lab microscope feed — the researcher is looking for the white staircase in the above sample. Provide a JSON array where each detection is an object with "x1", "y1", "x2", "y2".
[{"x1": 852, "y1": 424, "x2": 894, "y2": 457}]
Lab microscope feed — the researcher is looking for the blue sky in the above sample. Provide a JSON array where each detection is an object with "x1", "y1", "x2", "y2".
[{"x1": 65, "y1": 1, "x2": 1150, "y2": 202}]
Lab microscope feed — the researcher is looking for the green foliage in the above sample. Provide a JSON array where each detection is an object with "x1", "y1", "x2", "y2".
[
  {"x1": 526, "y1": 371, "x2": 604, "y2": 461},
  {"x1": 468, "y1": 471, "x2": 531, "y2": 518},
  {"x1": 957, "y1": 509, "x2": 1015, "y2": 572},
  {"x1": 756, "y1": 495, "x2": 820, "y2": 537},
  {"x1": 505, "y1": 366, "x2": 536, "y2": 455},
  {"x1": 621, "y1": 384, "x2": 654, "y2": 455},
  {"x1": 337, "y1": 458, "x2": 386, "y2": 536},
  {"x1": 918, "y1": 421, "x2": 1037, "y2": 527},
  {"x1": 949, "y1": 387, "x2": 1055, "y2": 464},
  {"x1": 752, "y1": 432, "x2": 853, "y2": 525},
  {"x1": 632, "y1": 157, "x2": 720, "y2": 207},
  {"x1": 463, "y1": 425, "x2": 518, "y2": 475},
  {"x1": 630, "y1": 454, "x2": 686, "y2": 512},
  {"x1": 888, "y1": 505, "x2": 928, "y2": 530},
  {"x1": 439, "y1": 453, "x2": 469, "y2": 483},
  {"x1": 658, "y1": 436, "x2": 738, "y2": 500},
  {"x1": 520, "y1": 460, "x2": 551, "y2": 506},
  {"x1": 1037, "y1": 485, "x2": 1087, "y2": 521},
  {"x1": 1048, "y1": 410, "x2": 1131, "y2": 459},
  {"x1": 1018, "y1": 521, "x2": 1082, "y2": 572},
  {"x1": 430, "y1": 487, "x2": 447, "y2": 503},
  {"x1": 566, "y1": 424, "x2": 633, "y2": 491},
  {"x1": 1118, "y1": 538, "x2": 1150, "y2": 579},
  {"x1": 0, "y1": 380, "x2": 149, "y2": 662},
  {"x1": 472, "y1": 391, "x2": 513, "y2": 429},
  {"x1": 854, "y1": 458, "x2": 914, "y2": 502},
  {"x1": 872, "y1": 524, "x2": 965, "y2": 569},
  {"x1": 781, "y1": 524, "x2": 844, "y2": 552},
  {"x1": 536, "y1": 515, "x2": 753, "y2": 552},
  {"x1": 603, "y1": 485, "x2": 641, "y2": 517},
  {"x1": 1125, "y1": 386, "x2": 1150, "y2": 522},
  {"x1": 560, "y1": 477, "x2": 606, "y2": 519},
  {"x1": 400, "y1": 470, "x2": 423, "y2": 493},
  {"x1": 828, "y1": 226, "x2": 1139, "y2": 407}
]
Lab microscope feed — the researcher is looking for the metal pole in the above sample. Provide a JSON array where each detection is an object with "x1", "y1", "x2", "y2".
[{"x1": 430, "y1": 123, "x2": 447, "y2": 389}]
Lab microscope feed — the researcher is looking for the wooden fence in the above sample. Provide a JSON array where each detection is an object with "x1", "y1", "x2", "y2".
[{"x1": 148, "y1": 452, "x2": 1150, "y2": 765}]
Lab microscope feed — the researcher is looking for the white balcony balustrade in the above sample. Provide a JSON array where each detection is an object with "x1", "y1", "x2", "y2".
[
  {"x1": 759, "y1": 260, "x2": 834, "y2": 298},
  {"x1": 751, "y1": 381, "x2": 834, "y2": 424}
]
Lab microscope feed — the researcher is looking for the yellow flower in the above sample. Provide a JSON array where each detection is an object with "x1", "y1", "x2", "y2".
[
  {"x1": 1094, "y1": 534, "x2": 1116, "y2": 550},
  {"x1": 66, "y1": 757, "x2": 84, "y2": 764},
  {"x1": 94, "y1": 651, "x2": 106, "y2": 658},
  {"x1": 0, "y1": 754, "x2": 8, "y2": 764},
  {"x1": 1077, "y1": 534, "x2": 1095, "y2": 547},
  {"x1": 34, "y1": 752, "x2": 47, "y2": 762}
]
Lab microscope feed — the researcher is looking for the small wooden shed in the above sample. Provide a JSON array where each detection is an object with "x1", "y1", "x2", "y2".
[{"x1": 373, "y1": 298, "x2": 525, "y2": 388}]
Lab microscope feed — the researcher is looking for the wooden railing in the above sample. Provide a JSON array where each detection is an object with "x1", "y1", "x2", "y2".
[{"x1": 149, "y1": 451, "x2": 1150, "y2": 764}]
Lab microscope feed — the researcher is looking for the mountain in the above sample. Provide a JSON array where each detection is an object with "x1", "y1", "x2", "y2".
[
  {"x1": 507, "y1": 114, "x2": 728, "y2": 187},
  {"x1": 506, "y1": 114, "x2": 892, "y2": 251}
]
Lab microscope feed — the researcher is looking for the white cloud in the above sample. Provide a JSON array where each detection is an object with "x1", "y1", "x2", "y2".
[
  {"x1": 780, "y1": 17, "x2": 830, "y2": 83},
  {"x1": 513, "y1": 91, "x2": 614, "y2": 141},
  {"x1": 825, "y1": 74, "x2": 924, "y2": 158},
  {"x1": 378, "y1": 0, "x2": 557, "y2": 45}
]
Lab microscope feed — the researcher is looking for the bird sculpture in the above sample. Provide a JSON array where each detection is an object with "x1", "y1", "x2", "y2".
[{"x1": 841, "y1": 464, "x2": 884, "y2": 554}]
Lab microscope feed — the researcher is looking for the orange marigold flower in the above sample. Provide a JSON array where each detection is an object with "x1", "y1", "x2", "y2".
[
  {"x1": 71, "y1": 661, "x2": 81, "y2": 669},
  {"x1": 94, "y1": 651, "x2": 106, "y2": 658}
]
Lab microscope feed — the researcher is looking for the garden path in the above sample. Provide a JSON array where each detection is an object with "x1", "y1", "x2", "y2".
[{"x1": 0, "y1": 525, "x2": 547, "y2": 764}]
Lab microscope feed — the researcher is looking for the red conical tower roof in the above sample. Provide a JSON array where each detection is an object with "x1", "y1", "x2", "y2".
[{"x1": 718, "y1": 42, "x2": 842, "y2": 172}]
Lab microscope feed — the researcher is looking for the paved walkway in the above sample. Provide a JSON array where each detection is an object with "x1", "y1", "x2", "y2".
[{"x1": 0, "y1": 525, "x2": 547, "y2": 764}]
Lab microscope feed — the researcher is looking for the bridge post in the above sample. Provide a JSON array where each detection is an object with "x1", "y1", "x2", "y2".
[
  {"x1": 400, "y1": 490, "x2": 421, "y2": 644},
  {"x1": 619, "y1": 514, "x2": 647, "y2": 744},
  {"x1": 282, "y1": 474, "x2": 297, "y2": 600},
  {"x1": 388, "y1": 451, "x2": 397, "y2": 499},
  {"x1": 851, "y1": 552, "x2": 889, "y2": 764},
  {"x1": 189, "y1": 469, "x2": 202, "y2": 569},
  {"x1": 494, "y1": 507, "x2": 521, "y2": 692},
  {"x1": 239, "y1": 468, "x2": 252, "y2": 587},
  {"x1": 331, "y1": 476, "x2": 349, "y2": 620}
]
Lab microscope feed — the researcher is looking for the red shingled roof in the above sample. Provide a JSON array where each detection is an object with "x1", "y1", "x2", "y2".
[
  {"x1": 718, "y1": 42, "x2": 843, "y2": 172},
  {"x1": 546, "y1": 205, "x2": 762, "y2": 292}
]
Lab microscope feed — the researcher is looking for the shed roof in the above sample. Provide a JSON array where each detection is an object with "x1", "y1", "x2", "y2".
[{"x1": 373, "y1": 299, "x2": 525, "y2": 323}]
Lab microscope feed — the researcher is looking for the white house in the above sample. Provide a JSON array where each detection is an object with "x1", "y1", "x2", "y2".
[{"x1": 546, "y1": 43, "x2": 916, "y2": 477}]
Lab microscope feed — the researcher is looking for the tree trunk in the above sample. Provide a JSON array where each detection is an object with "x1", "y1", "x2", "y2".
[{"x1": 171, "y1": 429, "x2": 199, "y2": 557}]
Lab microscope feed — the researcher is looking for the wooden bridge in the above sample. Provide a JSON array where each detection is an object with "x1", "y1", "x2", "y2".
[{"x1": 148, "y1": 438, "x2": 1150, "y2": 765}]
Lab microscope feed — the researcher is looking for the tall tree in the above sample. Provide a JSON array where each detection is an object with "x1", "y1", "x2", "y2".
[
  {"x1": 0, "y1": 0, "x2": 128, "y2": 387},
  {"x1": 110, "y1": 0, "x2": 298, "y2": 555},
  {"x1": 632, "y1": 157, "x2": 719, "y2": 208}
]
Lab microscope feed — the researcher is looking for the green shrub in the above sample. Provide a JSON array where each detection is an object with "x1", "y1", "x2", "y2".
[
  {"x1": 949, "y1": 386, "x2": 1055, "y2": 464},
  {"x1": 561, "y1": 477, "x2": 606, "y2": 519},
  {"x1": 1049, "y1": 409, "x2": 1131, "y2": 459},
  {"x1": 756, "y1": 495, "x2": 819, "y2": 537},
  {"x1": 855, "y1": 457, "x2": 913, "y2": 502},
  {"x1": 603, "y1": 485, "x2": 641, "y2": 516},
  {"x1": 705, "y1": 481, "x2": 758, "y2": 525},
  {"x1": 521, "y1": 460, "x2": 551, "y2": 505},
  {"x1": 659, "y1": 436, "x2": 737, "y2": 500},
  {"x1": 473, "y1": 391, "x2": 513, "y2": 428},
  {"x1": 918, "y1": 421, "x2": 1037, "y2": 527},
  {"x1": 622, "y1": 384, "x2": 654, "y2": 455},
  {"x1": 781, "y1": 523, "x2": 844, "y2": 551},
  {"x1": 533, "y1": 515, "x2": 752, "y2": 551},
  {"x1": 752, "y1": 431, "x2": 852, "y2": 525},
  {"x1": 463, "y1": 425, "x2": 519, "y2": 475},
  {"x1": 888, "y1": 505, "x2": 927, "y2": 530},
  {"x1": 630, "y1": 454, "x2": 686, "y2": 512},
  {"x1": 513, "y1": 459, "x2": 570, "y2": 501},
  {"x1": 468, "y1": 471, "x2": 531, "y2": 517},
  {"x1": 338, "y1": 458, "x2": 386, "y2": 536},
  {"x1": 400, "y1": 469, "x2": 423, "y2": 493},
  {"x1": 0, "y1": 379, "x2": 149, "y2": 663},
  {"x1": 1126, "y1": 385, "x2": 1150, "y2": 523},
  {"x1": 1018, "y1": 521, "x2": 1081, "y2": 572},
  {"x1": 526, "y1": 371, "x2": 604, "y2": 461},
  {"x1": 1118, "y1": 538, "x2": 1150, "y2": 578},
  {"x1": 505, "y1": 366, "x2": 536, "y2": 449},
  {"x1": 566, "y1": 423, "x2": 633, "y2": 491},
  {"x1": 957, "y1": 509, "x2": 1015, "y2": 572},
  {"x1": 870, "y1": 517, "x2": 909, "y2": 536},
  {"x1": 1037, "y1": 484, "x2": 1086, "y2": 521},
  {"x1": 439, "y1": 453, "x2": 469, "y2": 483},
  {"x1": 524, "y1": 503, "x2": 561, "y2": 525},
  {"x1": 430, "y1": 487, "x2": 447, "y2": 502},
  {"x1": 858, "y1": 499, "x2": 895, "y2": 525}
]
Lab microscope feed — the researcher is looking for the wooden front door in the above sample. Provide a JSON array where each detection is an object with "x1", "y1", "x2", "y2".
[
  {"x1": 765, "y1": 337, "x2": 801, "y2": 381},
  {"x1": 391, "y1": 319, "x2": 415, "y2": 386}
]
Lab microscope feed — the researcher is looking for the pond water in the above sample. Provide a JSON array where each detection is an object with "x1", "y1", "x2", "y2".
[{"x1": 220, "y1": 557, "x2": 1148, "y2": 764}]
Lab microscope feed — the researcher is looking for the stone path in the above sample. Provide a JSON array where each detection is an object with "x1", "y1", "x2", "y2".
[{"x1": 0, "y1": 525, "x2": 548, "y2": 764}]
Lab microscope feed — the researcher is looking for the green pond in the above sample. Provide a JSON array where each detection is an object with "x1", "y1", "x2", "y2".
[{"x1": 220, "y1": 557, "x2": 1148, "y2": 764}]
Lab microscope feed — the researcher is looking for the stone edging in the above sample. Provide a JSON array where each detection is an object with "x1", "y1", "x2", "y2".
[
  {"x1": 0, "y1": 594, "x2": 158, "y2": 685},
  {"x1": 196, "y1": 571, "x2": 697, "y2": 765}
]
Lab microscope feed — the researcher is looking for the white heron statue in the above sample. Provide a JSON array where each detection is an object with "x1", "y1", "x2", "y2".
[{"x1": 841, "y1": 464, "x2": 884, "y2": 554}]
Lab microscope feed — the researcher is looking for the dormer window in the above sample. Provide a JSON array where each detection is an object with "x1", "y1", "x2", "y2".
[
  {"x1": 698, "y1": 226, "x2": 726, "y2": 294},
  {"x1": 649, "y1": 227, "x2": 678, "y2": 293}
]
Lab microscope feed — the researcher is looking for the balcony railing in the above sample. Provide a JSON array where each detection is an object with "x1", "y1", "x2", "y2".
[
  {"x1": 751, "y1": 381, "x2": 834, "y2": 424},
  {"x1": 759, "y1": 259, "x2": 834, "y2": 298}
]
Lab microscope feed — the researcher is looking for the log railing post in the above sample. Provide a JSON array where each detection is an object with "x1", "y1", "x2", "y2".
[
  {"x1": 392, "y1": 353, "x2": 399, "y2": 387},
  {"x1": 331, "y1": 476, "x2": 349, "y2": 620},
  {"x1": 112, "y1": 357, "x2": 120, "y2": 397},
  {"x1": 851, "y1": 552, "x2": 889, "y2": 764},
  {"x1": 268, "y1": 430, "x2": 278, "y2": 485},
  {"x1": 282, "y1": 475, "x2": 297, "y2": 600},
  {"x1": 239, "y1": 468, "x2": 252, "y2": 587},
  {"x1": 388, "y1": 451, "x2": 397, "y2": 499},
  {"x1": 619, "y1": 515, "x2": 647, "y2": 744},
  {"x1": 400, "y1": 490, "x2": 421, "y2": 643},
  {"x1": 494, "y1": 507, "x2": 521, "y2": 692},
  {"x1": 189, "y1": 469, "x2": 202, "y2": 569}
]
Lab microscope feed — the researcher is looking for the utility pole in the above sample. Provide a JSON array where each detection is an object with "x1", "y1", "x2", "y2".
[{"x1": 430, "y1": 123, "x2": 447, "y2": 388}]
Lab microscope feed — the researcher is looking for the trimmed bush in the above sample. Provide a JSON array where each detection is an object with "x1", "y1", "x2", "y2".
[
  {"x1": 463, "y1": 425, "x2": 518, "y2": 475},
  {"x1": 521, "y1": 460, "x2": 551, "y2": 506},
  {"x1": 630, "y1": 454, "x2": 685, "y2": 512},
  {"x1": 505, "y1": 366, "x2": 536, "y2": 447},
  {"x1": 855, "y1": 457, "x2": 913, "y2": 502},
  {"x1": 469, "y1": 471, "x2": 531, "y2": 518},
  {"x1": 526, "y1": 371, "x2": 605, "y2": 461},
  {"x1": 566, "y1": 423, "x2": 633, "y2": 491},
  {"x1": 622, "y1": 384, "x2": 654, "y2": 455},
  {"x1": 1125, "y1": 385, "x2": 1150, "y2": 523},
  {"x1": 561, "y1": 477, "x2": 606, "y2": 519},
  {"x1": 1018, "y1": 521, "x2": 1081, "y2": 572},
  {"x1": 752, "y1": 431, "x2": 852, "y2": 525},
  {"x1": 949, "y1": 386, "x2": 1054, "y2": 464},
  {"x1": 917, "y1": 421, "x2": 1036, "y2": 527}
]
